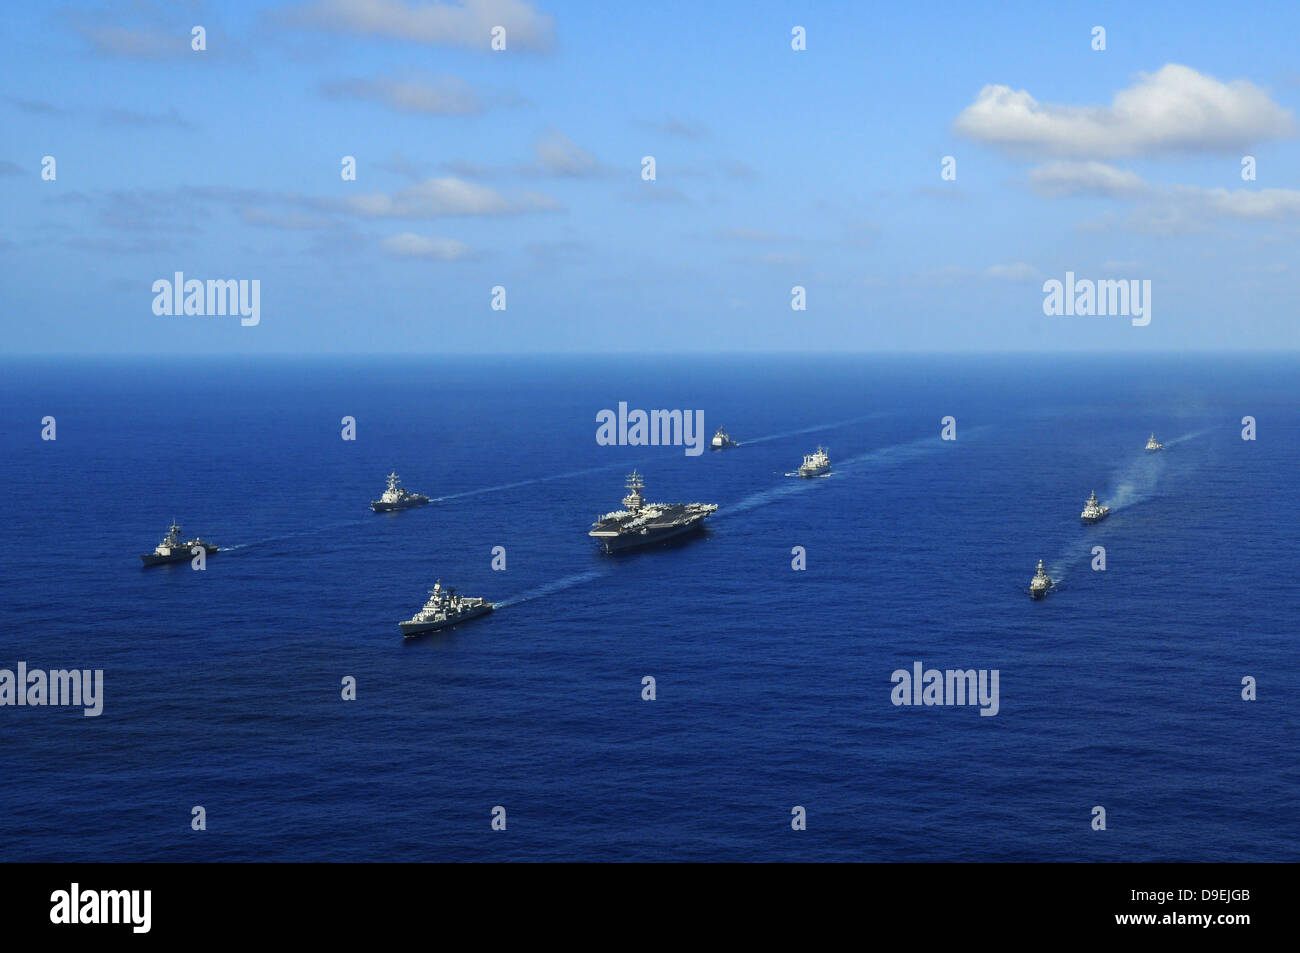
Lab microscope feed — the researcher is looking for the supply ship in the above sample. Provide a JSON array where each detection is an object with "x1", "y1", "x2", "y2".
[
  {"x1": 798, "y1": 446, "x2": 831, "y2": 478},
  {"x1": 589, "y1": 470, "x2": 717, "y2": 553}
]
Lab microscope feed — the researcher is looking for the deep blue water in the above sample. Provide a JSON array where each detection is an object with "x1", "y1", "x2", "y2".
[{"x1": 0, "y1": 354, "x2": 1295, "y2": 862}]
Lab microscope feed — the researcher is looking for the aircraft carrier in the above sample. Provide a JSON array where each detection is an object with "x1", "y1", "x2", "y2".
[{"x1": 589, "y1": 470, "x2": 717, "y2": 553}]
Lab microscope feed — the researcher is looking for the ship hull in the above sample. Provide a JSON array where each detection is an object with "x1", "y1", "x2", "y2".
[
  {"x1": 399, "y1": 604, "x2": 493, "y2": 637},
  {"x1": 592, "y1": 519, "x2": 709, "y2": 553},
  {"x1": 371, "y1": 498, "x2": 429, "y2": 513},
  {"x1": 1080, "y1": 513, "x2": 1109, "y2": 523},
  {"x1": 140, "y1": 545, "x2": 218, "y2": 566},
  {"x1": 1029, "y1": 588, "x2": 1047, "y2": 600},
  {"x1": 798, "y1": 466, "x2": 830, "y2": 478}
]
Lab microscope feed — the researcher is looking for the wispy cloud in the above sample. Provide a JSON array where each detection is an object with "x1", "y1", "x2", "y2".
[
  {"x1": 321, "y1": 73, "x2": 488, "y2": 116},
  {"x1": 283, "y1": 0, "x2": 555, "y2": 51},
  {"x1": 380, "y1": 231, "x2": 472, "y2": 259},
  {"x1": 344, "y1": 176, "x2": 560, "y2": 217},
  {"x1": 636, "y1": 116, "x2": 709, "y2": 140},
  {"x1": 1027, "y1": 161, "x2": 1146, "y2": 197},
  {"x1": 530, "y1": 128, "x2": 602, "y2": 177}
]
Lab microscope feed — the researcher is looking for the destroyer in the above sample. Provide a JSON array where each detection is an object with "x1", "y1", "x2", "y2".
[
  {"x1": 140, "y1": 521, "x2": 217, "y2": 566},
  {"x1": 710, "y1": 427, "x2": 738, "y2": 450},
  {"x1": 399, "y1": 580, "x2": 493, "y2": 637},
  {"x1": 589, "y1": 470, "x2": 717, "y2": 553},
  {"x1": 1029, "y1": 559, "x2": 1052, "y2": 599},
  {"x1": 798, "y1": 446, "x2": 831, "y2": 478},
  {"x1": 371, "y1": 472, "x2": 429, "y2": 512},
  {"x1": 1080, "y1": 490, "x2": 1111, "y2": 524},
  {"x1": 1145, "y1": 433, "x2": 1163, "y2": 452}
]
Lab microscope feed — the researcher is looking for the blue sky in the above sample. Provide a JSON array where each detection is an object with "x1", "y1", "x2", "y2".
[{"x1": 2, "y1": 0, "x2": 1299, "y2": 353}]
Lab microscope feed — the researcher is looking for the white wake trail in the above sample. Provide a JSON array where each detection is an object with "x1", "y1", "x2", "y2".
[
  {"x1": 495, "y1": 569, "x2": 610, "y2": 608},
  {"x1": 740, "y1": 412, "x2": 891, "y2": 446}
]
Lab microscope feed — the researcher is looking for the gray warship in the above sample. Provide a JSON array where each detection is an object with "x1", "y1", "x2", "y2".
[
  {"x1": 798, "y1": 446, "x2": 831, "y2": 478},
  {"x1": 371, "y1": 472, "x2": 430, "y2": 512},
  {"x1": 1145, "y1": 433, "x2": 1163, "y2": 452},
  {"x1": 399, "y1": 580, "x2": 493, "y2": 637},
  {"x1": 1029, "y1": 559, "x2": 1052, "y2": 599},
  {"x1": 710, "y1": 427, "x2": 738, "y2": 450},
  {"x1": 1080, "y1": 490, "x2": 1111, "y2": 524},
  {"x1": 140, "y1": 521, "x2": 218, "y2": 566},
  {"x1": 589, "y1": 470, "x2": 717, "y2": 553}
]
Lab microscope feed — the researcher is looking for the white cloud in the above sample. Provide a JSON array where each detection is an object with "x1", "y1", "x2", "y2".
[
  {"x1": 286, "y1": 0, "x2": 554, "y2": 51},
  {"x1": 985, "y1": 263, "x2": 1041, "y2": 281},
  {"x1": 344, "y1": 176, "x2": 559, "y2": 217},
  {"x1": 1028, "y1": 161, "x2": 1146, "y2": 197},
  {"x1": 380, "y1": 232, "x2": 471, "y2": 259},
  {"x1": 955, "y1": 64, "x2": 1294, "y2": 157},
  {"x1": 322, "y1": 74, "x2": 482, "y2": 115},
  {"x1": 532, "y1": 129, "x2": 600, "y2": 177}
]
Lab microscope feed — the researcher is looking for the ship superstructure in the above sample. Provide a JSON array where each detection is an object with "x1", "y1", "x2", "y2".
[
  {"x1": 1080, "y1": 490, "x2": 1111, "y2": 524},
  {"x1": 398, "y1": 579, "x2": 493, "y2": 636},
  {"x1": 1029, "y1": 559, "x2": 1052, "y2": 599},
  {"x1": 140, "y1": 521, "x2": 218, "y2": 566},
  {"x1": 710, "y1": 427, "x2": 738, "y2": 450},
  {"x1": 798, "y1": 446, "x2": 831, "y2": 478},
  {"x1": 1145, "y1": 433, "x2": 1163, "y2": 452},
  {"x1": 589, "y1": 470, "x2": 717, "y2": 553},
  {"x1": 371, "y1": 472, "x2": 430, "y2": 512}
]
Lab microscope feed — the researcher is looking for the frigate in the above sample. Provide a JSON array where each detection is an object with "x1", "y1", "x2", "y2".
[
  {"x1": 1080, "y1": 490, "x2": 1111, "y2": 524},
  {"x1": 140, "y1": 521, "x2": 218, "y2": 566},
  {"x1": 1145, "y1": 433, "x2": 1163, "y2": 452},
  {"x1": 589, "y1": 470, "x2": 717, "y2": 553},
  {"x1": 1029, "y1": 559, "x2": 1052, "y2": 599},
  {"x1": 371, "y1": 472, "x2": 430, "y2": 512},
  {"x1": 710, "y1": 427, "x2": 738, "y2": 450},
  {"x1": 399, "y1": 580, "x2": 493, "y2": 637},
  {"x1": 798, "y1": 446, "x2": 831, "y2": 478}
]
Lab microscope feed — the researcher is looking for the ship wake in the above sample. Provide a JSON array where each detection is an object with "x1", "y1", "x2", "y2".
[
  {"x1": 1162, "y1": 427, "x2": 1214, "y2": 448},
  {"x1": 723, "y1": 428, "x2": 989, "y2": 517},
  {"x1": 740, "y1": 412, "x2": 891, "y2": 446},
  {"x1": 496, "y1": 569, "x2": 610, "y2": 608},
  {"x1": 431, "y1": 461, "x2": 640, "y2": 503}
]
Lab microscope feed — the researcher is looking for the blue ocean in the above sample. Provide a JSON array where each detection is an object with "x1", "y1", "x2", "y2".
[{"x1": 0, "y1": 354, "x2": 1295, "y2": 862}]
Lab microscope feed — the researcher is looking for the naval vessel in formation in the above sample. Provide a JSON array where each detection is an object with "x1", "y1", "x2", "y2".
[
  {"x1": 589, "y1": 470, "x2": 718, "y2": 553},
  {"x1": 1080, "y1": 490, "x2": 1110, "y2": 523},
  {"x1": 141, "y1": 521, "x2": 218, "y2": 566},
  {"x1": 1145, "y1": 433, "x2": 1163, "y2": 452},
  {"x1": 798, "y1": 446, "x2": 831, "y2": 477},
  {"x1": 1029, "y1": 559, "x2": 1052, "y2": 599},
  {"x1": 399, "y1": 580, "x2": 493, "y2": 637},
  {"x1": 371, "y1": 472, "x2": 429, "y2": 512},
  {"x1": 711, "y1": 427, "x2": 738, "y2": 450}
]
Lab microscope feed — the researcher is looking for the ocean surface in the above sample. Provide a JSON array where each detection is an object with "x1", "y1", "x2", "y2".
[{"x1": 0, "y1": 354, "x2": 1295, "y2": 862}]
